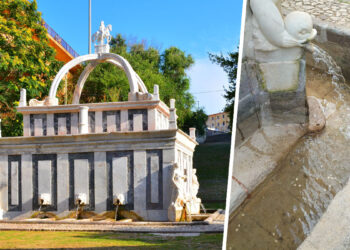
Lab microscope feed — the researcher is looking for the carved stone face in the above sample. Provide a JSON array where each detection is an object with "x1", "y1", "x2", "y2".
[{"x1": 284, "y1": 11, "x2": 317, "y2": 41}]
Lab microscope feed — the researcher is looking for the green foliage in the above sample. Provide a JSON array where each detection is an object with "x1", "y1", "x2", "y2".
[
  {"x1": 82, "y1": 34, "x2": 195, "y2": 129},
  {"x1": 0, "y1": 0, "x2": 62, "y2": 136},
  {"x1": 209, "y1": 51, "x2": 239, "y2": 130},
  {"x1": 182, "y1": 107, "x2": 208, "y2": 136},
  {"x1": 194, "y1": 142, "x2": 231, "y2": 207}
]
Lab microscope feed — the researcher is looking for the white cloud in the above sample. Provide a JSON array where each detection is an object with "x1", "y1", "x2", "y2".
[{"x1": 187, "y1": 58, "x2": 229, "y2": 115}]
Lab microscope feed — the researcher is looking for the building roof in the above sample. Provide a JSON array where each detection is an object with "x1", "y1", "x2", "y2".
[{"x1": 207, "y1": 111, "x2": 229, "y2": 117}]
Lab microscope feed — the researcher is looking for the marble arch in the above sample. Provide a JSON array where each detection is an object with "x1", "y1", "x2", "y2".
[{"x1": 48, "y1": 53, "x2": 148, "y2": 104}]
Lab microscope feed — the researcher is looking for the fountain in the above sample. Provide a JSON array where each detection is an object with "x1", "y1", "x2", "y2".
[
  {"x1": 228, "y1": 0, "x2": 350, "y2": 248},
  {"x1": 38, "y1": 193, "x2": 51, "y2": 217},
  {"x1": 113, "y1": 194, "x2": 125, "y2": 221},
  {"x1": 0, "y1": 21, "x2": 201, "y2": 222},
  {"x1": 231, "y1": 0, "x2": 318, "y2": 213},
  {"x1": 75, "y1": 193, "x2": 87, "y2": 220}
]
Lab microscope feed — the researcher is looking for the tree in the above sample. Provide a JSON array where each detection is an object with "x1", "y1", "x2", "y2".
[
  {"x1": 82, "y1": 34, "x2": 195, "y2": 129},
  {"x1": 209, "y1": 51, "x2": 238, "y2": 130},
  {"x1": 0, "y1": 0, "x2": 62, "y2": 136},
  {"x1": 182, "y1": 107, "x2": 208, "y2": 136}
]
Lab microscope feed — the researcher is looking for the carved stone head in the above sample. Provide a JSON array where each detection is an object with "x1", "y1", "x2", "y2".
[{"x1": 284, "y1": 11, "x2": 317, "y2": 42}]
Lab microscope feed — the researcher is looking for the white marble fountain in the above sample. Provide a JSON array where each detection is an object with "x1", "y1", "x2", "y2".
[{"x1": 0, "y1": 22, "x2": 201, "y2": 222}]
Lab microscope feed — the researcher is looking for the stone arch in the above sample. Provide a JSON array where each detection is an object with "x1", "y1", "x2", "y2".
[{"x1": 48, "y1": 53, "x2": 147, "y2": 102}]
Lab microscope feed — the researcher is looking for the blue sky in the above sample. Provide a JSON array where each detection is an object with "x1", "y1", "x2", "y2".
[{"x1": 36, "y1": 0, "x2": 243, "y2": 114}]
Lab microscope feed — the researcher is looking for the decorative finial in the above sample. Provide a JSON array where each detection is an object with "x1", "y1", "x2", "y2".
[{"x1": 92, "y1": 20, "x2": 112, "y2": 54}]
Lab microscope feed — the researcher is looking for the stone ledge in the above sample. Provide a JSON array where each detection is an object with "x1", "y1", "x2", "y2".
[
  {"x1": 298, "y1": 179, "x2": 350, "y2": 250},
  {"x1": 230, "y1": 124, "x2": 307, "y2": 213},
  {"x1": 0, "y1": 220, "x2": 223, "y2": 233}
]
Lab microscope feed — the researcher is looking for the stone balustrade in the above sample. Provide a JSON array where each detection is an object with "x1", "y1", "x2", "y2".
[{"x1": 17, "y1": 100, "x2": 170, "y2": 137}]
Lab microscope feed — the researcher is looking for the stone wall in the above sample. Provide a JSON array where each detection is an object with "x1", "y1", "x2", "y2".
[{"x1": 0, "y1": 130, "x2": 196, "y2": 221}]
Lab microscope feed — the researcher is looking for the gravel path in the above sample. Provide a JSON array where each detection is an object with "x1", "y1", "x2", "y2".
[
  {"x1": 0, "y1": 220, "x2": 224, "y2": 233},
  {"x1": 282, "y1": 0, "x2": 350, "y2": 28}
]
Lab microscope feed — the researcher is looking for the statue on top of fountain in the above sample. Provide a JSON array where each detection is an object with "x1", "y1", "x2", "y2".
[
  {"x1": 250, "y1": 0, "x2": 317, "y2": 53},
  {"x1": 92, "y1": 21, "x2": 112, "y2": 54}
]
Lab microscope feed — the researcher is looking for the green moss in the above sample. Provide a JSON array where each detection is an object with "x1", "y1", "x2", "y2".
[{"x1": 30, "y1": 211, "x2": 58, "y2": 220}]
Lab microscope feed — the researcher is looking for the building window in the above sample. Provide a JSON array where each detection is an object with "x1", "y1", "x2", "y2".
[
  {"x1": 212, "y1": 117, "x2": 214, "y2": 120},
  {"x1": 212, "y1": 123, "x2": 214, "y2": 127},
  {"x1": 223, "y1": 122, "x2": 225, "y2": 126},
  {"x1": 217, "y1": 123, "x2": 219, "y2": 127},
  {"x1": 217, "y1": 116, "x2": 219, "y2": 119},
  {"x1": 223, "y1": 114, "x2": 225, "y2": 118}
]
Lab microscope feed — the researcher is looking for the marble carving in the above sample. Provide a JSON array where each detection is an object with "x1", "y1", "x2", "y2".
[
  {"x1": 0, "y1": 22, "x2": 200, "y2": 222},
  {"x1": 250, "y1": 0, "x2": 316, "y2": 51},
  {"x1": 92, "y1": 21, "x2": 112, "y2": 53},
  {"x1": 247, "y1": 0, "x2": 317, "y2": 92},
  {"x1": 168, "y1": 163, "x2": 187, "y2": 222}
]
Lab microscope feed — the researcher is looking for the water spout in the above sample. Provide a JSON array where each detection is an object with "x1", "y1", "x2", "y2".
[
  {"x1": 310, "y1": 44, "x2": 345, "y2": 85},
  {"x1": 304, "y1": 43, "x2": 315, "y2": 53},
  {"x1": 38, "y1": 193, "x2": 51, "y2": 218},
  {"x1": 75, "y1": 193, "x2": 87, "y2": 219},
  {"x1": 113, "y1": 194, "x2": 125, "y2": 221},
  {"x1": 200, "y1": 203, "x2": 207, "y2": 214}
]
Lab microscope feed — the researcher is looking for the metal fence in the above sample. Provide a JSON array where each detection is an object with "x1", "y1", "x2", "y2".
[{"x1": 43, "y1": 22, "x2": 79, "y2": 58}]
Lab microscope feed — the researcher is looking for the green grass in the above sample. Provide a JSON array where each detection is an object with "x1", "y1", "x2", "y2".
[
  {"x1": 193, "y1": 142, "x2": 231, "y2": 209},
  {"x1": 0, "y1": 231, "x2": 223, "y2": 249}
]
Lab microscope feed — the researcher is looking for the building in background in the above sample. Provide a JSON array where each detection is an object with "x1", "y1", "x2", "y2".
[
  {"x1": 42, "y1": 21, "x2": 79, "y2": 63},
  {"x1": 42, "y1": 21, "x2": 79, "y2": 103},
  {"x1": 206, "y1": 112, "x2": 230, "y2": 134}
]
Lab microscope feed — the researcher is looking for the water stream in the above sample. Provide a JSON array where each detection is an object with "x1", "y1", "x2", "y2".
[{"x1": 227, "y1": 45, "x2": 350, "y2": 249}]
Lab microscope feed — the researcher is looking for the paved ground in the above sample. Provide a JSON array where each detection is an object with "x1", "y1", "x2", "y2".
[
  {"x1": 0, "y1": 210, "x2": 225, "y2": 233},
  {"x1": 282, "y1": 0, "x2": 350, "y2": 27}
]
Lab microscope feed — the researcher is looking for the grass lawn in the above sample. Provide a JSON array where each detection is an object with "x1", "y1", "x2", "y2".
[
  {"x1": 0, "y1": 231, "x2": 223, "y2": 249},
  {"x1": 193, "y1": 142, "x2": 231, "y2": 210}
]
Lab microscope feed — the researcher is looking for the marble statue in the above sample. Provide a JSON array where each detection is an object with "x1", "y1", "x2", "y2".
[
  {"x1": 115, "y1": 194, "x2": 125, "y2": 205},
  {"x1": 29, "y1": 99, "x2": 45, "y2": 107},
  {"x1": 168, "y1": 163, "x2": 187, "y2": 221},
  {"x1": 39, "y1": 193, "x2": 51, "y2": 206},
  {"x1": 92, "y1": 21, "x2": 112, "y2": 53},
  {"x1": 168, "y1": 163, "x2": 202, "y2": 221},
  {"x1": 190, "y1": 169, "x2": 201, "y2": 214},
  {"x1": 250, "y1": 0, "x2": 316, "y2": 51},
  {"x1": 245, "y1": 0, "x2": 317, "y2": 93}
]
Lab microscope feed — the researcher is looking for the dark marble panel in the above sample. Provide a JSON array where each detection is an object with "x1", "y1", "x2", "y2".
[
  {"x1": 68, "y1": 153, "x2": 95, "y2": 211},
  {"x1": 89, "y1": 111, "x2": 95, "y2": 133},
  {"x1": 146, "y1": 149, "x2": 163, "y2": 210},
  {"x1": 30, "y1": 114, "x2": 47, "y2": 136},
  {"x1": 54, "y1": 113, "x2": 71, "y2": 135},
  {"x1": 103, "y1": 111, "x2": 121, "y2": 132},
  {"x1": 32, "y1": 154, "x2": 57, "y2": 211},
  {"x1": 8, "y1": 155, "x2": 22, "y2": 211},
  {"x1": 128, "y1": 109, "x2": 148, "y2": 131},
  {"x1": 106, "y1": 151, "x2": 134, "y2": 210}
]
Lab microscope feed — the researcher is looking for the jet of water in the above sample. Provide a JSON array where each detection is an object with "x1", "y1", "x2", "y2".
[{"x1": 308, "y1": 43, "x2": 345, "y2": 86}]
